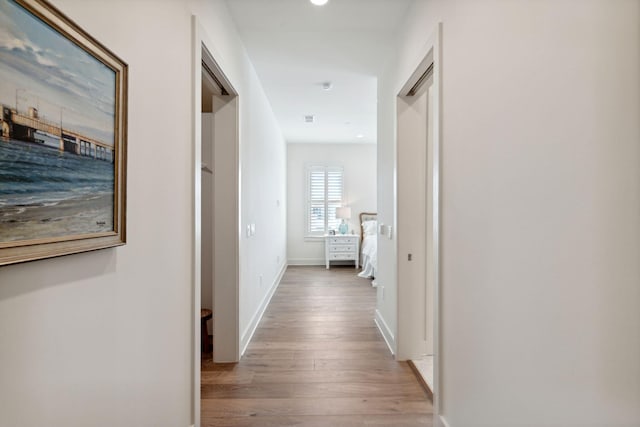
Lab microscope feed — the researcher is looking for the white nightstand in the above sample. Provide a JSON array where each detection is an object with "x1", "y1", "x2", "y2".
[{"x1": 325, "y1": 234, "x2": 359, "y2": 269}]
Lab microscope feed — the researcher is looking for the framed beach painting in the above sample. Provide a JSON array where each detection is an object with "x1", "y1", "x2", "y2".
[{"x1": 0, "y1": 0, "x2": 127, "y2": 265}]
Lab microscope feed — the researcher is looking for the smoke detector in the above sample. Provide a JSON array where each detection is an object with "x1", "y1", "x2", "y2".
[{"x1": 321, "y1": 81, "x2": 333, "y2": 91}]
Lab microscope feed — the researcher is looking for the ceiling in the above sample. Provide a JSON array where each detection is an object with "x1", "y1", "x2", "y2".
[{"x1": 225, "y1": 0, "x2": 413, "y2": 145}]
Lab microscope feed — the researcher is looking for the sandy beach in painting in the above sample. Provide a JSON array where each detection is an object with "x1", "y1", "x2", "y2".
[
  {"x1": 0, "y1": 192, "x2": 113, "y2": 242},
  {"x1": 0, "y1": 138, "x2": 114, "y2": 243}
]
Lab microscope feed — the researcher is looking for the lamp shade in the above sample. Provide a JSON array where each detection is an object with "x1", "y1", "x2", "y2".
[{"x1": 336, "y1": 207, "x2": 351, "y2": 219}]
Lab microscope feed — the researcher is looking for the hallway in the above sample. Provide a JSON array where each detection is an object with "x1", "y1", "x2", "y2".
[{"x1": 201, "y1": 266, "x2": 432, "y2": 426}]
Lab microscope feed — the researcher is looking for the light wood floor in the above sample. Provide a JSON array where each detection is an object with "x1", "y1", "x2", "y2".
[{"x1": 201, "y1": 265, "x2": 433, "y2": 426}]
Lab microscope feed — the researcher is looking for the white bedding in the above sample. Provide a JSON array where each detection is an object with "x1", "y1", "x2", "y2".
[{"x1": 358, "y1": 219, "x2": 377, "y2": 283}]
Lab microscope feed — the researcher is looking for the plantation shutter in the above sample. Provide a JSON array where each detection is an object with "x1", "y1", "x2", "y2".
[
  {"x1": 308, "y1": 168, "x2": 326, "y2": 234},
  {"x1": 307, "y1": 166, "x2": 343, "y2": 235},
  {"x1": 326, "y1": 168, "x2": 343, "y2": 231}
]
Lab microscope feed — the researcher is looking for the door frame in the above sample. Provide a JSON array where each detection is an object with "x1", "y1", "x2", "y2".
[
  {"x1": 395, "y1": 23, "x2": 443, "y2": 420},
  {"x1": 190, "y1": 16, "x2": 240, "y2": 427}
]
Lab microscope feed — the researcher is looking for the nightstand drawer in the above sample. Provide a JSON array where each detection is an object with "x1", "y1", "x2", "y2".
[
  {"x1": 328, "y1": 237, "x2": 357, "y2": 245},
  {"x1": 329, "y1": 244, "x2": 356, "y2": 253},
  {"x1": 329, "y1": 253, "x2": 356, "y2": 260}
]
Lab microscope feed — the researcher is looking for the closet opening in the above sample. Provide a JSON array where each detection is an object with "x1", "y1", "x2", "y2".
[
  {"x1": 200, "y1": 44, "x2": 239, "y2": 365},
  {"x1": 395, "y1": 23, "x2": 442, "y2": 416},
  {"x1": 192, "y1": 17, "x2": 240, "y2": 427}
]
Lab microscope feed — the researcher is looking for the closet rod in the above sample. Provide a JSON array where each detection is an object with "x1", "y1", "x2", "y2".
[
  {"x1": 202, "y1": 60, "x2": 229, "y2": 96},
  {"x1": 407, "y1": 62, "x2": 434, "y2": 97}
]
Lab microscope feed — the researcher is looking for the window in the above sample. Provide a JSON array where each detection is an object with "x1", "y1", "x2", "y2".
[{"x1": 307, "y1": 165, "x2": 344, "y2": 236}]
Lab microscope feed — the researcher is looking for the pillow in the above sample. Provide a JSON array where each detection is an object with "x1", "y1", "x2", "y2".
[{"x1": 362, "y1": 220, "x2": 377, "y2": 236}]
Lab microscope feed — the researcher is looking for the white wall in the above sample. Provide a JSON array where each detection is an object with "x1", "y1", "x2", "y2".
[
  {"x1": 287, "y1": 143, "x2": 376, "y2": 265},
  {"x1": 376, "y1": 51, "x2": 400, "y2": 352},
  {"x1": 234, "y1": 69, "x2": 287, "y2": 350},
  {"x1": 378, "y1": 1, "x2": 640, "y2": 426},
  {"x1": 0, "y1": 1, "x2": 286, "y2": 426}
]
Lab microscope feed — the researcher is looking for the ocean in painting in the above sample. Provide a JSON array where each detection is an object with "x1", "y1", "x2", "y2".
[{"x1": 0, "y1": 137, "x2": 114, "y2": 242}]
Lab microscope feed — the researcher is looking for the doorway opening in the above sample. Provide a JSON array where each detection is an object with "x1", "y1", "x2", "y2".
[
  {"x1": 200, "y1": 44, "x2": 239, "y2": 364},
  {"x1": 192, "y1": 17, "x2": 240, "y2": 427},
  {"x1": 395, "y1": 24, "x2": 442, "y2": 416}
]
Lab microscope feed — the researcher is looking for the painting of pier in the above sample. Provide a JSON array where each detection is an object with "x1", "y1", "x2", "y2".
[
  {"x1": 1, "y1": 105, "x2": 115, "y2": 161},
  {"x1": 0, "y1": 0, "x2": 127, "y2": 265}
]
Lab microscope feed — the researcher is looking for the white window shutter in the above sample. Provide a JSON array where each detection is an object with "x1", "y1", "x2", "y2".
[
  {"x1": 306, "y1": 166, "x2": 344, "y2": 235},
  {"x1": 326, "y1": 168, "x2": 343, "y2": 231}
]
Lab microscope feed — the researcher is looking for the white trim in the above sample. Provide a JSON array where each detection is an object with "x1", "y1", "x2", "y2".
[
  {"x1": 432, "y1": 23, "x2": 444, "y2": 420},
  {"x1": 437, "y1": 415, "x2": 451, "y2": 427},
  {"x1": 374, "y1": 309, "x2": 396, "y2": 355},
  {"x1": 190, "y1": 17, "x2": 202, "y2": 427},
  {"x1": 240, "y1": 262, "x2": 287, "y2": 355},
  {"x1": 287, "y1": 258, "x2": 325, "y2": 266}
]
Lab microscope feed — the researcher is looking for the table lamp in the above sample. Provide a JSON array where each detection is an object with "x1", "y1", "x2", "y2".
[{"x1": 336, "y1": 207, "x2": 351, "y2": 235}]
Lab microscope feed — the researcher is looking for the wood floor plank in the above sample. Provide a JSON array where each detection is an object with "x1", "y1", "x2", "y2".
[
  {"x1": 201, "y1": 371, "x2": 256, "y2": 385},
  {"x1": 201, "y1": 381, "x2": 427, "y2": 399},
  {"x1": 250, "y1": 369, "x2": 420, "y2": 385},
  {"x1": 259, "y1": 319, "x2": 378, "y2": 328},
  {"x1": 201, "y1": 414, "x2": 434, "y2": 427},
  {"x1": 201, "y1": 397, "x2": 432, "y2": 418},
  {"x1": 201, "y1": 266, "x2": 432, "y2": 425},
  {"x1": 242, "y1": 349, "x2": 395, "y2": 361},
  {"x1": 247, "y1": 341, "x2": 388, "y2": 351},
  {"x1": 251, "y1": 331, "x2": 383, "y2": 342},
  {"x1": 312, "y1": 358, "x2": 409, "y2": 371}
]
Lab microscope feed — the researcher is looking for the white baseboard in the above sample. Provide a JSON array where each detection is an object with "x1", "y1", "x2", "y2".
[
  {"x1": 437, "y1": 415, "x2": 451, "y2": 427},
  {"x1": 240, "y1": 262, "x2": 287, "y2": 355},
  {"x1": 374, "y1": 309, "x2": 395, "y2": 356},
  {"x1": 287, "y1": 258, "x2": 324, "y2": 266}
]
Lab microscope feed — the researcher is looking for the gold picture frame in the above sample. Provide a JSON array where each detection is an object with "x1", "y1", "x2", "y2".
[{"x1": 0, "y1": 0, "x2": 127, "y2": 265}]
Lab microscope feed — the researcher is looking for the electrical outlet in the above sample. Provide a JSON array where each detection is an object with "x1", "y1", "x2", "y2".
[{"x1": 246, "y1": 225, "x2": 251, "y2": 237}]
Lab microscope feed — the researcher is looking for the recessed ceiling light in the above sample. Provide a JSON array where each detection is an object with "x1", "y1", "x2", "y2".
[
  {"x1": 310, "y1": 0, "x2": 329, "y2": 6},
  {"x1": 356, "y1": 134, "x2": 364, "y2": 139},
  {"x1": 304, "y1": 115, "x2": 315, "y2": 123}
]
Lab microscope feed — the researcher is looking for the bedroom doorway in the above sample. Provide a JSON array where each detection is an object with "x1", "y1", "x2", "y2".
[
  {"x1": 396, "y1": 24, "x2": 442, "y2": 415},
  {"x1": 192, "y1": 17, "x2": 240, "y2": 427}
]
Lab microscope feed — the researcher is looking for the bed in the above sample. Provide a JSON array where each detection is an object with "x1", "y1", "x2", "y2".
[{"x1": 357, "y1": 212, "x2": 377, "y2": 284}]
